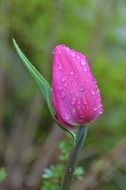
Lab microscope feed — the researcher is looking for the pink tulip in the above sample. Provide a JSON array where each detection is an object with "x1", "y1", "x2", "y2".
[{"x1": 52, "y1": 45, "x2": 103, "y2": 128}]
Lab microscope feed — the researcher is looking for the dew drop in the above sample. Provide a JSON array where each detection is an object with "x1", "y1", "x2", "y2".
[
  {"x1": 58, "y1": 64, "x2": 62, "y2": 69},
  {"x1": 58, "y1": 50, "x2": 62, "y2": 54},
  {"x1": 71, "y1": 51, "x2": 75, "y2": 57},
  {"x1": 98, "y1": 104, "x2": 102, "y2": 109},
  {"x1": 84, "y1": 67, "x2": 87, "y2": 72},
  {"x1": 65, "y1": 114, "x2": 71, "y2": 120},
  {"x1": 72, "y1": 108, "x2": 76, "y2": 114},
  {"x1": 80, "y1": 115, "x2": 84, "y2": 119},
  {"x1": 81, "y1": 59, "x2": 86, "y2": 66},
  {"x1": 96, "y1": 89, "x2": 100, "y2": 94},
  {"x1": 74, "y1": 83, "x2": 77, "y2": 87},
  {"x1": 70, "y1": 71, "x2": 74, "y2": 75},
  {"x1": 91, "y1": 90, "x2": 95, "y2": 95},
  {"x1": 79, "y1": 87, "x2": 84, "y2": 92},
  {"x1": 99, "y1": 110, "x2": 103, "y2": 115},
  {"x1": 64, "y1": 82, "x2": 68, "y2": 87},
  {"x1": 93, "y1": 107, "x2": 98, "y2": 111},
  {"x1": 64, "y1": 47, "x2": 69, "y2": 52},
  {"x1": 76, "y1": 55, "x2": 80, "y2": 60},
  {"x1": 62, "y1": 78, "x2": 66, "y2": 82}
]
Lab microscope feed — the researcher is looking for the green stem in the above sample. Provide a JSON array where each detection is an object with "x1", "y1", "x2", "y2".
[{"x1": 60, "y1": 126, "x2": 88, "y2": 190}]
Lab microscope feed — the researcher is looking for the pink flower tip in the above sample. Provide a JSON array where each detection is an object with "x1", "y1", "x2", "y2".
[{"x1": 51, "y1": 44, "x2": 103, "y2": 129}]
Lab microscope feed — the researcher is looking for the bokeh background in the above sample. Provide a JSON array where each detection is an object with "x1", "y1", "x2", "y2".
[{"x1": 0, "y1": 0, "x2": 126, "y2": 190}]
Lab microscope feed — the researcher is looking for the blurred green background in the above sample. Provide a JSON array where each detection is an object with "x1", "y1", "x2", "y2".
[{"x1": 0, "y1": 0, "x2": 126, "y2": 190}]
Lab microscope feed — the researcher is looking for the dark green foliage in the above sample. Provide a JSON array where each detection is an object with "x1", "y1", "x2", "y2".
[{"x1": 41, "y1": 140, "x2": 85, "y2": 190}]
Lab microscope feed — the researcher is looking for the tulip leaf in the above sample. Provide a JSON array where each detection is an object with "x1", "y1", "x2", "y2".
[
  {"x1": 13, "y1": 39, "x2": 76, "y2": 141},
  {"x1": 56, "y1": 122, "x2": 76, "y2": 142},
  {"x1": 13, "y1": 39, "x2": 54, "y2": 116}
]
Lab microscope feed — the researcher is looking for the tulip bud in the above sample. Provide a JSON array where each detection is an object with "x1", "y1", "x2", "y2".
[{"x1": 52, "y1": 45, "x2": 103, "y2": 128}]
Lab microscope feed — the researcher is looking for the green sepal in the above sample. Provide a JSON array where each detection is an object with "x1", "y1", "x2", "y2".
[{"x1": 13, "y1": 39, "x2": 76, "y2": 141}]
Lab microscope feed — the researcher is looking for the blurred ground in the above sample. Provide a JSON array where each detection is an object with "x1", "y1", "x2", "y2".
[{"x1": 0, "y1": 0, "x2": 126, "y2": 190}]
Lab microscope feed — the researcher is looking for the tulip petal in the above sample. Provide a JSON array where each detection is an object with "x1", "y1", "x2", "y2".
[{"x1": 52, "y1": 45, "x2": 103, "y2": 128}]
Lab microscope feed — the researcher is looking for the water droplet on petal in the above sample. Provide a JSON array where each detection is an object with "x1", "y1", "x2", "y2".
[
  {"x1": 79, "y1": 87, "x2": 84, "y2": 92},
  {"x1": 62, "y1": 78, "x2": 66, "y2": 82},
  {"x1": 58, "y1": 50, "x2": 62, "y2": 54},
  {"x1": 93, "y1": 107, "x2": 98, "y2": 111},
  {"x1": 96, "y1": 89, "x2": 100, "y2": 94},
  {"x1": 64, "y1": 82, "x2": 68, "y2": 87},
  {"x1": 80, "y1": 115, "x2": 84, "y2": 119},
  {"x1": 91, "y1": 90, "x2": 95, "y2": 95},
  {"x1": 64, "y1": 47, "x2": 70, "y2": 52},
  {"x1": 76, "y1": 55, "x2": 80, "y2": 60},
  {"x1": 74, "y1": 83, "x2": 77, "y2": 87},
  {"x1": 58, "y1": 64, "x2": 62, "y2": 69},
  {"x1": 65, "y1": 114, "x2": 71, "y2": 120},
  {"x1": 99, "y1": 110, "x2": 103, "y2": 115},
  {"x1": 71, "y1": 51, "x2": 75, "y2": 57},
  {"x1": 72, "y1": 108, "x2": 76, "y2": 114},
  {"x1": 84, "y1": 67, "x2": 87, "y2": 72},
  {"x1": 70, "y1": 71, "x2": 74, "y2": 75},
  {"x1": 81, "y1": 59, "x2": 86, "y2": 66},
  {"x1": 98, "y1": 104, "x2": 103, "y2": 109}
]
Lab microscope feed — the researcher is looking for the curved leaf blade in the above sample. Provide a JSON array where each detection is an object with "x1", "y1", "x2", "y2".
[
  {"x1": 13, "y1": 38, "x2": 54, "y2": 116},
  {"x1": 13, "y1": 39, "x2": 76, "y2": 141}
]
